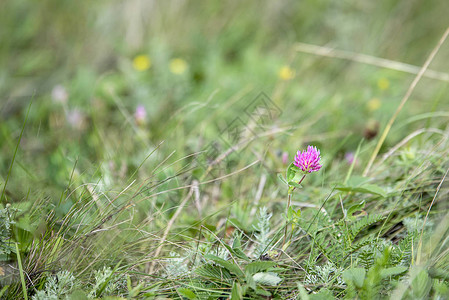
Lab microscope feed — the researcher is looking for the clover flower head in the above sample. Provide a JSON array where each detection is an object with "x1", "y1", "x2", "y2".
[{"x1": 294, "y1": 145, "x2": 322, "y2": 173}]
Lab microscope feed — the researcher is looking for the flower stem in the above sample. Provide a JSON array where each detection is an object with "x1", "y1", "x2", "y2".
[{"x1": 282, "y1": 174, "x2": 306, "y2": 250}]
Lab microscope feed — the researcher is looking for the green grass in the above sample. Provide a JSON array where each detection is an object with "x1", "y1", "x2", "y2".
[{"x1": 1, "y1": 1, "x2": 449, "y2": 299}]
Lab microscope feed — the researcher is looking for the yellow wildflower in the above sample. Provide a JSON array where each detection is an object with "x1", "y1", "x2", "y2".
[
  {"x1": 132, "y1": 55, "x2": 151, "y2": 71},
  {"x1": 367, "y1": 98, "x2": 381, "y2": 111},
  {"x1": 377, "y1": 78, "x2": 390, "y2": 90},
  {"x1": 278, "y1": 66, "x2": 295, "y2": 80},
  {"x1": 169, "y1": 58, "x2": 188, "y2": 75}
]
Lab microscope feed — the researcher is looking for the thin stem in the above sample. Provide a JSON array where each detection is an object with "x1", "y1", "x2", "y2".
[
  {"x1": 282, "y1": 174, "x2": 306, "y2": 250},
  {"x1": 282, "y1": 193, "x2": 292, "y2": 249}
]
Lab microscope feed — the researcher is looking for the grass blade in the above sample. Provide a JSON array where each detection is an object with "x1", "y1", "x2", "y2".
[{"x1": 15, "y1": 243, "x2": 28, "y2": 300}]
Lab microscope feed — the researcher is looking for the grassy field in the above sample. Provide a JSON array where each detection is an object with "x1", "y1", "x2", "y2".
[{"x1": 1, "y1": 1, "x2": 449, "y2": 299}]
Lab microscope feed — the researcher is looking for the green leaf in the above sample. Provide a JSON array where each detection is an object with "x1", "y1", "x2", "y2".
[
  {"x1": 429, "y1": 267, "x2": 449, "y2": 280},
  {"x1": 254, "y1": 287, "x2": 272, "y2": 297},
  {"x1": 245, "y1": 261, "x2": 277, "y2": 275},
  {"x1": 350, "y1": 215, "x2": 384, "y2": 240},
  {"x1": 177, "y1": 288, "x2": 197, "y2": 299},
  {"x1": 252, "y1": 272, "x2": 282, "y2": 286},
  {"x1": 204, "y1": 254, "x2": 244, "y2": 278},
  {"x1": 231, "y1": 282, "x2": 242, "y2": 300},
  {"x1": 346, "y1": 201, "x2": 365, "y2": 218},
  {"x1": 380, "y1": 266, "x2": 408, "y2": 278},
  {"x1": 231, "y1": 235, "x2": 250, "y2": 261},
  {"x1": 287, "y1": 207, "x2": 301, "y2": 222},
  {"x1": 288, "y1": 181, "x2": 302, "y2": 189},
  {"x1": 245, "y1": 271, "x2": 256, "y2": 290},
  {"x1": 222, "y1": 242, "x2": 250, "y2": 262},
  {"x1": 411, "y1": 269, "x2": 432, "y2": 299},
  {"x1": 336, "y1": 184, "x2": 387, "y2": 197},
  {"x1": 433, "y1": 280, "x2": 449, "y2": 297},
  {"x1": 195, "y1": 263, "x2": 232, "y2": 280},
  {"x1": 286, "y1": 163, "x2": 296, "y2": 181},
  {"x1": 343, "y1": 268, "x2": 366, "y2": 289},
  {"x1": 346, "y1": 176, "x2": 372, "y2": 186},
  {"x1": 309, "y1": 288, "x2": 335, "y2": 300},
  {"x1": 292, "y1": 172, "x2": 305, "y2": 182},
  {"x1": 232, "y1": 234, "x2": 242, "y2": 249},
  {"x1": 287, "y1": 206, "x2": 295, "y2": 220},
  {"x1": 297, "y1": 283, "x2": 310, "y2": 300},
  {"x1": 277, "y1": 173, "x2": 287, "y2": 185},
  {"x1": 67, "y1": 290, "x2": 89, "y2": 300}
]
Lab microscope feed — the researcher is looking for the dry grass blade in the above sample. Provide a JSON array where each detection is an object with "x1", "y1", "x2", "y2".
[
  {"x1": 376, "y1": 128, "x2": 446, "y2": 167},
  {"x1": 363, "y1": 26, "x2": 449, "y2": 176},
  {"x1": 294, "y1": 42, "x2": 449, "y2": 82},
  {"x1": 148, "y1": 180, "x2": 197, "y2": 274},
  {"x1": 416, "y1": 166, "x2": 449, "y2": 264}
]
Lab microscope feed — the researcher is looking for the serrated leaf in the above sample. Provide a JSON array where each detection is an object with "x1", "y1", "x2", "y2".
[
  {"x1": 177, "y1": 288, "x2": 197, "y2": 299},
  {"x1": 204, "y1": 254, "x2": 244, "y2": 278},
  {"x1": 245, "y1": 261, "x2": 277, "y2": 275},
  {"x1": 380, "y1": 266, "x2": 408, "y2": 278},
  {"x1": 195, "y1": 263, "x2": 232, "y2": 280},
  {"x1": 252, "y1": 272, "x2": 282, "y2": 286},
  {"x1": 350, "y1": 215, "x2": 384, "y2": 239},
  {"x1": 343, "y1": 268, "x2": 366, "y2": 289}
]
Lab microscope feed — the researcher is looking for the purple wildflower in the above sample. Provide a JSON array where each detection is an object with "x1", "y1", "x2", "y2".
[
  {"x1": 294, "y1": 145, "x2": 322, "y2": 173},
  {"x1": 134, "y1": 105, "x2": 147, "y2": 125},
  {"x1": 344, "y1": 152, "x2": 356, "y2": 165}
]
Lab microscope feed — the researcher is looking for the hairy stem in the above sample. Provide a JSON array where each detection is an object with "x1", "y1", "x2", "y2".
[{"x1": 282, "y1": 174, "x2": 306, "y2": 250}]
